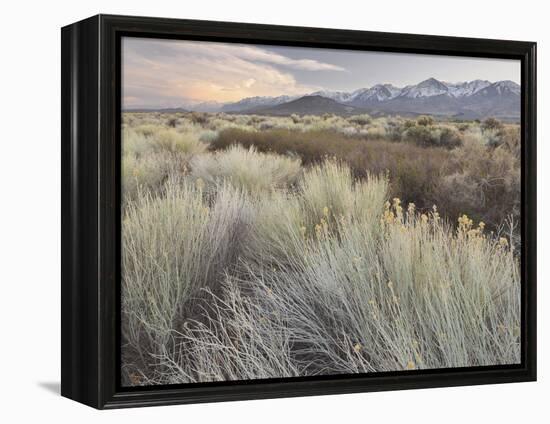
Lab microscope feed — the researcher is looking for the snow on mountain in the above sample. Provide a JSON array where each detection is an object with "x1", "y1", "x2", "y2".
[
  {"x1": 486, "y1": 80, "x2": 520, "y2": 96},
  {"x1": 310, "y1": 90, "x2": 353, "y2": 103},
  {"x1": 399, "y1": 78, "x2": 449, "y2": 98},
  {"x1": 445, "y1": 80, "x2": 491, "y2": 98},
  {"x1": 350, "y1": 84, "x2": 401, "y2": 103},
  {"x1": 468, "y1": 81, "x2": 520, "y2": 100},
  {"x1": 384, "y1": 84, "x2": 402, "y2": 99}
]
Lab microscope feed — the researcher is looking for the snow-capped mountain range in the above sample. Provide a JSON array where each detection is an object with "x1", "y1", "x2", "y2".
[{"x1": 134, "y1": 78, "x2": 520, "y2": 119}]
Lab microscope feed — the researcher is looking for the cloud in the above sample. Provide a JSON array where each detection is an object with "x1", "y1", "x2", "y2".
[
  {"x1": 122, "y1": 37, "x2": 344, "y2": 108},
  {"x1": 224, "y1": 44, "x2": 346, "y2": 71}
]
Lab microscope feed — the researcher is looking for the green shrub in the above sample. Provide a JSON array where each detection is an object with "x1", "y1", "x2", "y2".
[
  {"x1": 436, "y1": 136, "x2": 520, "y2": 229},
  {"x1": 438, "y1": 126, "x2": 463, "y2": 148},
  {"x1": 403, "y1": 125, "x2": 435, "y2": 146},
  {"x1": 416, "y1": 115, "x2": 434, "y2": 126},
  {"x1": 348, "y1": 114, "x2": 372, "y2": 126},
  {"x1": 188, "y1": 112, "x2": 209, "y2": 125},
  {"x1": 481, "y1": 117, "x2": 504, "y2": 132}
]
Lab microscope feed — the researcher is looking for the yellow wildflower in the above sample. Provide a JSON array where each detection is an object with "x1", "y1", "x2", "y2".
[
  {"x1": 383, "y1": 210, "x2": 395, "y2": 225},
  {"x1": 406, "y1": 361, "x2": 416, "y2": 370},
  {"x1": 458, "y1": 214, "x2": 474, "y2": 234},
  {"x1": 353, "y1": 343, "x2": 362, "y2": 353}
]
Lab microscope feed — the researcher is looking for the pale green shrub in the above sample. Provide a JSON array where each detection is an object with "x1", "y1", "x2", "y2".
[
  {"x1": 198, "y1": 129, "x2": 218, "y2": 143},
  {"x1": 348, "y1": 114, "x2": 371, "y2": 126},
  {"x1": 134, "y1": 123, "x2": 165, "y2": 137},
  {"x1": 122, "y1": 152, "x2": 185, "y2": 202},
  {"x1": 298, "y1": 161, "x2": 388, "y2": 232},
  {"x1": 123, "y1": 128, "x2": 150, "y2": 157},
  {"x1": 190, "y1": 145, "x2": 302, "y2": 194},
  {"x1": 150, "y1": 129, "x2": 207, "y2": 155},
  {"x1": 122, "y1": 179, "x2": 254, "y2": 380},
  {"x1": 366, "y1": 125, "x2": 387, "y2": 139}
]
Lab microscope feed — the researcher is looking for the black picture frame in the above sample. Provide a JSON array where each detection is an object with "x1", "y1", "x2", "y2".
[{"x1": 61, "y1": 14, "x2": 537, "y2": 409}]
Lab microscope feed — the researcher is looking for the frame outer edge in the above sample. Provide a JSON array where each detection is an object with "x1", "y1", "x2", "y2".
[
  {"x1": 61, "y1": 14, "x2": 102, "y2": 409},
  {"x1": 62, "y1": 14, "x2": 537, "y2": 409},
  {"x1": 526, "y1": 41, "x2": 537, "y2": 381}
]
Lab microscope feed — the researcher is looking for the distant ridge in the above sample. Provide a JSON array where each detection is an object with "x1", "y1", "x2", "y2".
[{"x1": 246, "y1": 95, "x2": 364, "y2": 116}]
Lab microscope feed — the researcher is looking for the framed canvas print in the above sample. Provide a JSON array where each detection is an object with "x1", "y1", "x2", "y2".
[{"x1": 61, "y1": 14, "x2": 537, "y2": 409}]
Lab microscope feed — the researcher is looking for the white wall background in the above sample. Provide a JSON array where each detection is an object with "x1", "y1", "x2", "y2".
[{"x1": 0, "y1": 0, "x2": 546, "y2": 421}]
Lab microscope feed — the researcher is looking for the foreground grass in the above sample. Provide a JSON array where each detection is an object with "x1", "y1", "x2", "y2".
[{"x1": 121, "y1": 148, "x2": 520, "y2": 386}]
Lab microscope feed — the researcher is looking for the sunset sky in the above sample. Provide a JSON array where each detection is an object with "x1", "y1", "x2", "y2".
[{"x1": 122, "y1": 37, "x2": 521, "y2": 109}]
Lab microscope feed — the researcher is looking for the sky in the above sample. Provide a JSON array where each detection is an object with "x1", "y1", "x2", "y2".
[{"x1": 122, "y1": 36, "x2": 521, "y2": 109}]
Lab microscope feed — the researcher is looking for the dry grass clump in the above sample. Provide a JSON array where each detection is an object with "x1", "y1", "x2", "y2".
[
  {"x1": 298, "y1": 161, "x2": 387, "y2": 232},
  {"x1": 191, "y1": 145, "x2": 301, "y2": 194},
  {"x1": 122, "y1": 179, "x2": 254, "y2": 381},
  {"x1": 122, "y1": 152, "x2": 186, "y2": 202},
  {"x1": 149, "y1": 129, "x2": 207, "y2": 155},
  {"x1": 247, "y1": 162, "x2": 388, "y2": 265},
  {"x1": 122, "y1": 126, "x2": 208, "y2": 203}
]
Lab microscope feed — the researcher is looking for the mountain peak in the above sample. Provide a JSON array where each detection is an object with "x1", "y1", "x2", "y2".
[
  {"x1": 493, "y1": 80, "x2": 520, "y2": 89},
  {"x1": 421, "y1": 77, "x2": 443, "y2": 85},
  {"x1": 401, "y1": 78, "x2": 448, "y2": 98},
  {"x1": 474, "y1": 80, "x2": 520, "y2": 97}
]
